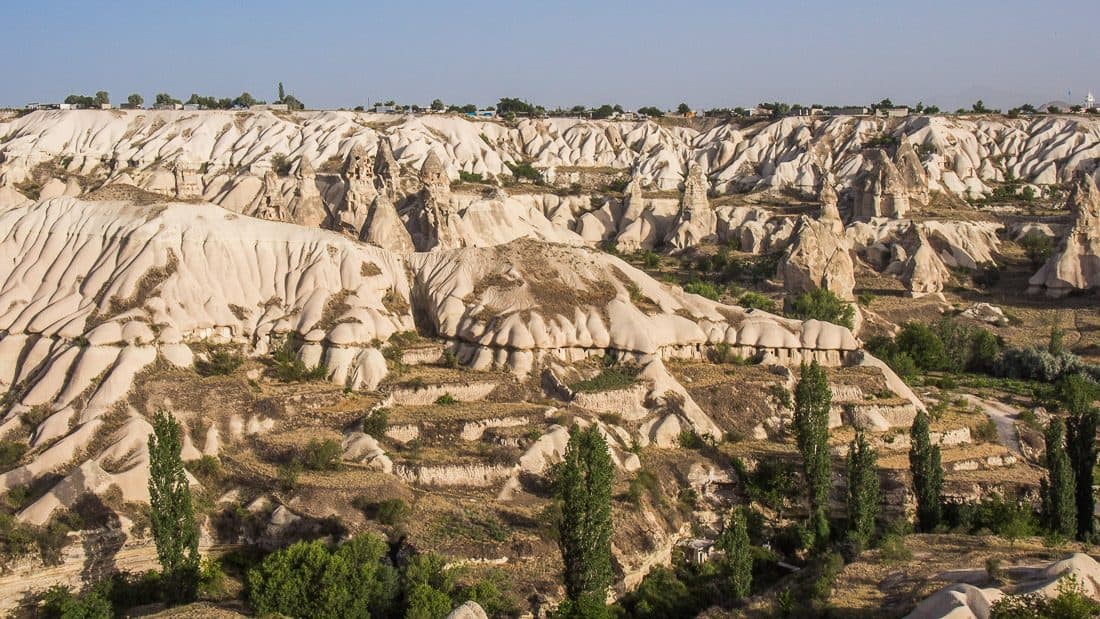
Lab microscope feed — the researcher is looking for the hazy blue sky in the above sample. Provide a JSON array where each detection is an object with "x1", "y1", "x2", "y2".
[{"x1": 6, "y1": 0, "x2": 1097, "y2": 111}]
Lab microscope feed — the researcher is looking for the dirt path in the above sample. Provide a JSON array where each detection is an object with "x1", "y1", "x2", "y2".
[{"x1": 961, "y1": 394, "x2": 1022, "y2": 455}]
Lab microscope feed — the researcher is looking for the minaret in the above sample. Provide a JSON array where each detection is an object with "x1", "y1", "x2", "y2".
[{"x1": 1087, "y1": 91, "x2": 1096, "y2": 111}]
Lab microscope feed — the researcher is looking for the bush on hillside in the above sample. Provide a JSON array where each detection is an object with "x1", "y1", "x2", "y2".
[{"x1": 786, "y1": 289, "x2": 855, "y2": 329}]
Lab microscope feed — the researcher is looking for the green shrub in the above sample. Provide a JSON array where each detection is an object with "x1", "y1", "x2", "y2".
[
  {"x1": 856, "y1": 291, "x2": 877, "y2": 307},
  {"x1": 458, "y1": 170, "x2": 484, "y2": 183},
  {"x1": 684, "y1": 280, "x2": 722, "y2": 301},
  {"x1": 194, "y1": 348, "x2": 243, "y2": 377},
  {"x1": 271, "y1": 342, "x2": 327, "y2": 382},
  {"x1": 504, "y1": 161, "x2": 542, "y2": 183},
  {"x1": 1019, "y1": 231, "x2": 1053, "y2": 268},
  {"x1": 198, "y1": 556, "x2": 227, "y2": 598},
  {"x1": 971, "y1": 418, "x2": 999, "y2": 442},
  {"x1": 876, "y1": 532, "x2": 912, "y2": 564},
  {"x1": 455, "y1": 572, "x2": 519, "y2": 618},
  {"x1": 738, "y1": 292, "x2": 776, "y2": 312},
  {"x1": 616, "y1": 566, "x2": 697, "y2": 619},
  {"x1": 377, "y1": 498, "x2": 411, "y2": 525},
  {"x1": 0, "y1": 440, "x2": 27, "y2": 469},
  {"x1": 569, "y1": 366, "x2": 640, "y2": 393},
  {"x1": 942, "y1": 495, "x2": 1038, "y2": 540},
  {"x1": 435, "y1": 393, "x2": 457, "y2": 405},
  {"x1": 639, "y1": 250, "x2": 661, "y2": 268},
  {"x1": 995, "y1": 347, "x2": 1100, "y2": 383},
  {"x1": 270, "y1": 153, "x2": 292, "y2": 176},
  {"x1": 405, "y1": 583, "x2": 453, "y2": 619},
  {"x1": 186, "y1": 455, "x2": 220, "y2": 480},
  {"x1": 678, "y1": 430, "x2": 704, "y2": 450},
  {"x1": 625, "y1": 470, "x2": 662, "y2": 506},
  {"x1": 786, "y1": 288, "x2": 854, "y2": 328},
  {"x1": 277, "y1": 461, "x2": 302, "y2": 490},
  {"x1": 708, "y1": 342, "x2": 748, "y2": 365},
  {"x1": 362, "y1": 408, "x2": 389, "y2": 437},
  {"x1": 247, "y1": 535, "x2": 399, "y2": 619},
  {"x1": 40, "y1": 583, "x2": 113, "y2": 619},
  {"x1": 991, "y1": 574, "x2": 1100, "y2": 618},
  {"x1": 301, "y1": 439, "x2": 343, "y2": 471}
]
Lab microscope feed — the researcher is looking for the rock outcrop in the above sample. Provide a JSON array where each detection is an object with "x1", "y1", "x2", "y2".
[
  {"x1": 1028, "y1": 174, "x2": 1100, "y2": 297},
  {"x1": 0, "y1": 197, "x2": 411, "y2": 524},
  {"x1": 887, "y1": 223, "x2": 951, "y2": 296},
  {"x1": 290, "y1": 157, "x2": 326, "y2": 227},
  {"x1": 780, "y1": 216, "x2": 856, "y2": 301},
  {"x1": 336, "y1": 144, "x2": 377, "y2": 233},
  {"x1": 664, "y1": 164, "x2": 717, "y2": 250},
  {"x1": 905, "y1": 553, "x2": 1100, "y2": 619},
  {"x1": 373, "y1": 137, "x2": 401, "y2": 198},
  {"x1": 173, "y1": 162, "x2": 201, "y2": 200},
  {"x1": 361, "y1": 193, "x2": 414, "y2": 254},
  {"x1": 849, "y1": 146, "x2": 928, "y2": 222}
]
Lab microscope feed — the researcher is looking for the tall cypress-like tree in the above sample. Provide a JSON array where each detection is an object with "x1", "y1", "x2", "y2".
[
  {"x1": 716, "y1": 508, "x2": 753, "y2": 599},
  {"x1": 846, "y1": 430, "x2": 880, "y2": 550},
  {"x1": 1043, "y1": 418, "x2": 1079, "y2": 538},
  {"x1": 794, "y1": 361, "x2": 832, "y2": 547},
  {"x1": 148, "y1": 410, "x2": 200, "y2": 603},
  {"x1": 909, "y1": 410, "x2": 943, "y2": 532},
  {"x1": 278, "y1": 81, "x2": 285, "y2": 103},
  {"x1": 556, "y1": 425, "x2": 614, "y2": 618},
  {"x1": 1066, "y1": 409, "x2": 1098, "y2": 540}
]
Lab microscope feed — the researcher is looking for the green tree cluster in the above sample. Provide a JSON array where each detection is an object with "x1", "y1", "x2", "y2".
[{"x1": 786, "y1": 288, "x2": 855, "y2": 329}]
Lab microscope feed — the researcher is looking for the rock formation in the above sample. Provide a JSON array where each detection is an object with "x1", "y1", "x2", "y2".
[
  {"x1": 1028, "y1": 174, "x2": 1100, "y2": 297},
  {"x1": 664, "y1": 164, "x2": 717, "y2": 250},
  {"x1": 172, "y1": 162, "x2": 201, "y2": 200},
  {"x1": 905, "y1": 553, "x2": 1100, "y2": 619},
  {"x1": 818, "y1": 180, "x2": 843, "y2": 234},
  {"x1": 895, "y1": 140, "x2": 930, "y2": 204},
  {"x1": 780, "y1": 216, "x2": 856, "y2": 301},
  {"x1": 886, "y1": 223, "x2": 951, "y2": 296},
  {"x1": 290, "y1": 157, "x2": 326, "y2": 227},
  {"x1": 0, "y1": 197, "x2": 412, "y2": 525},
  {"x1": 257, "y1": 170, "x2": 289, "y2": 221},
  {"x1": 361, "y1": 193, "x2": 414, "y2": 254},
  {"x1": 851, "y1": 149, "x2": 913, "y2": 221},
  {"x1": 336, "y1": 144, "x2": 377, "y2": 233},
  {"x1": 408, "y1": 150, "x2": 460, "y2": 250},
  {"x1": 373, "y1": 138, "x2": 401, "y2": 198}
]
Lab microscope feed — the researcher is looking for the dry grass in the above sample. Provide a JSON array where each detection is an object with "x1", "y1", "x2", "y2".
[{"x1": 829, "y1": 533, "x2": 1087, "y2": 618}]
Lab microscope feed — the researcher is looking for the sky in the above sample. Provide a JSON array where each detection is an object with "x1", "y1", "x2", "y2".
[{"x1": 4, "y1": 0, "x2": 1098, "y2": 112}]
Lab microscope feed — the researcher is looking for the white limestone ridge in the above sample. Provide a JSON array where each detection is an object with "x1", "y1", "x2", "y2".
[
  {"x1": 0, "y1": 195, "x2": 907, "y2": 525},
  {"x1": 2, "y1": 111, "x2": 1098, "y2": 209}
]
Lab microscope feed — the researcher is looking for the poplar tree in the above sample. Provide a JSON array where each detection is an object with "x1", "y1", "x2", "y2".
[
  {"x1": 909, "y1": 411, "x2": 943, "y2": 532},
  {"x1": 846, "y1": 430, "x2": 880, "y2": 551},
  {"x1": 556, "y1": 425, "x2": 614, "y2": 618},
  {"x1": 148, "y1": 410, "x2": 200, "y2": 603},
  {"x1": 716, "y1": 508, "x2": 753, "y2": 599},
  {"x1": 1042, "y1": 418, "x2": 1078, "y2": 538},
  {"x1": 794, "y1": 361, "x2": 832, "y2": 547},
  {"x1": 1066, "y1": 409, "x2": 1099, "y2": 540}
]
